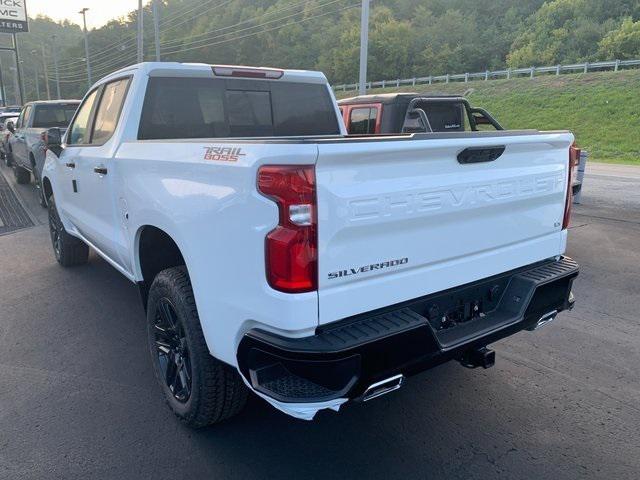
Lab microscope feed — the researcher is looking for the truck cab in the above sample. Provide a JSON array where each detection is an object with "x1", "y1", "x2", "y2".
[{"x1": 338, "y1": 93, "x2": 503, "y2": 135}]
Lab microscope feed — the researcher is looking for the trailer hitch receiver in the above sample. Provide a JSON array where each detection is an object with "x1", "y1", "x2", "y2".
[{"x1": 458, "y1": 346, "x2": 495, "y2": 369}]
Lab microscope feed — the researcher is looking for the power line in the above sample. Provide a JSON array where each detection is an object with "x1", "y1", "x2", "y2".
[
  {"x1": 52, "y1": 0, "x2": 228, "y2": 71},
  {"x1": 55, "y1": 54, "x2": 137, "y2": 81},
  {"x1": 57, "y1": 0, "x2": 344, "y2": 77},
  {"x1": 55, "y1": 49, "x2": 138, "y2": 79},
  {"x1": 52, "y1": 35, "x2": 137, "y2": 70},
  {"x1": 161, "y1": 0, "x2": 348, "y2": 51},
  {"x1": 159, "y1": 0, "x2": 311, "y2": 48},
  {"x1": 163, "y1": 2, "x2": 359, "y2": 56},
  {"x1": 48, "y1": 1, "x2": 360, "y2": 84},
  {"x1": 159, "y1": 0, "x2": 232, "y2": 30}
]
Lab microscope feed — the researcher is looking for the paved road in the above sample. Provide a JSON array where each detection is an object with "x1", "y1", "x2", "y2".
[{"x1": 0, "y1": 162, "x2": 639, "y2": 479}]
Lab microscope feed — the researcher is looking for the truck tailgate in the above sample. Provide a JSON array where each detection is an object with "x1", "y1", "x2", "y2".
[{"x1": 315, "y1": 132, "x2": 573, "y2": 324}]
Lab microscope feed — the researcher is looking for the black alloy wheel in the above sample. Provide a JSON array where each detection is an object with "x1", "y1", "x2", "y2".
[
  {"x1": 48, "y1": 201, "x2": 62, "y2": 261},
  {"x1": 153, "y1": 297, "x2": 192, "y2": 403},
  {"x1": 33, "y1": 169, "x2": 47, "y2": 207}
]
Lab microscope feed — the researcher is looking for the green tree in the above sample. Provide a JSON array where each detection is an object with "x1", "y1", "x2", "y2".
[
  {"x1": 598, "y1": 17, "x2": 640, "y2": 59},
  {"x1": 507, "y1": 0, "x2": 639, "y2": 67}
]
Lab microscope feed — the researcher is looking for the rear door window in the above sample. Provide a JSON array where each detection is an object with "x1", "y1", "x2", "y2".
[
  {"x1": 68, "y1": 90, "x2": 99, "y2": 145},
  {"x1": 19, "y1": 106, "x2": 31, "y2": 128},
  {"x1": 348, "y1": 107, "x2": 378, "y2": 134},
  {"x1": 138, "y1": 77, "x2": 340, "y2": 139},
  {"x1": 32, "y1": 104, "x2": 79, "y2": 128},
  {"x1": 91, "y1": 77, "x2": 130, "y2": 145}
]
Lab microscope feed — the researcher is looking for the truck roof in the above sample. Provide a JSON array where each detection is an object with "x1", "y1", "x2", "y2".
[
  {"x1": 338, "y1": 92, "x2": 464, "y2": 105},
  {"x1": 96, "y1": 62, "x2": 329, "y2": 88},
  {"x1": 23, "y1": 100, "x2": 81, "y2": 106}
]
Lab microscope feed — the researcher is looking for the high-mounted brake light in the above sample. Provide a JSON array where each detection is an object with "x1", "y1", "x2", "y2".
[
  {"x1": 258, "y1": 165, "x2": 317, "y2": 293},
  {"x1": 563, "y1": 143, "x2": 581, "y2": 229},
  {"x1": 212, "y1": 65, "x2": 284, "y2": 79}
]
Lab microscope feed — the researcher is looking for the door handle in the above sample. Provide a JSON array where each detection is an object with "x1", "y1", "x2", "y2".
[
  {"x1": 65, "y1": 162, "x2": 75, "y2": 168},
  {"x1": 457, "y1": 146, "x2": 506, "y2": 164},
  {"x1": 94, "y1": 166, "x2": 108, "y2": 175}
]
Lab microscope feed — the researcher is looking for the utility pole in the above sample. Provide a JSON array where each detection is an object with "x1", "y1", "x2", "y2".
[
  {"x1": 41, "y1": 44, "x2": 51, "y2": 100},
  {"x1": 12, "y1": 34, "x2": 24, "y2": 105},
  {"x1": 79, "y1": 8, "x2": 92, "y2": 87},
  {"x1": 9, "y1": 67, "x2": 19, "y2": 105},
  {"x1": 358, "y1": 0, "x2": 370, "y2": 95},
  {"x1": 152, "y1": 0, "x2": 161, "y2": 61},
  {"x1": 31, "y1": 50, "x2": 40, "y2": 100},
  {"x1": 137, "y1": 0, "x2": 144, "y2": 63},
  {"x1": 51, "y1": 35, "x2": 61, "y2": 99},
  {"x1": 0, "y1": 57, "x2": 6, "y2": 107}
]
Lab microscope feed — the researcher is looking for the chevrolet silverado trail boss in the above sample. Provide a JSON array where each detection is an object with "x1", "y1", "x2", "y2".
[{"x1": 41, "y1": 62, "x2": 579, "y2": 427}]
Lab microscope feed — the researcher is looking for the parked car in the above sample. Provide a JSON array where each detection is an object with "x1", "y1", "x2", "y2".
[
  {"x1": 338, "y1": 93, "x2": 503, "y2": 134},
  {"x1": 0, "y1": 105, "x2": 22, "y2": 114},
  {"x1": 8, "y1": 100, "x2": 79, "y2": 205},
  {"x1": 0, "y1": 114, "x2": 18, "y2": 163},
  {"x1": 42, "y1": 62, "x2": 579, "y2": 427}
]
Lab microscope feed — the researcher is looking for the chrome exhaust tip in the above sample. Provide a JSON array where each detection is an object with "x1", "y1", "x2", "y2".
[
  {"x1": 527, "y1": 310, "x2": 558, "y2": 331},
  {"x1": 362, "y1": 374, "x2": 404, "y2": 402}
]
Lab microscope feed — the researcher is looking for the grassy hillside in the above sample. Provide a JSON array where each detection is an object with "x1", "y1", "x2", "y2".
[{"x1": 336, "y1": 69, "x2": 640, "y2": 165}]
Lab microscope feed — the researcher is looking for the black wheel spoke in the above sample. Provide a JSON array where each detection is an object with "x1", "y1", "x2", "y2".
[
  {"x1": 153, "y1": 298, "x2": 192, "y2": 403},
  {"x1": 178, "y1": 363, "x2": 189, "y2": 397},
  {"x1": 155, "y1": 341, "x2": 172, "y2": 354},
  {"x1": 165, "y1": 355, "x2": 178, "y2": 392},
  {"x1": 158, "y1": 301, "x2": 176, "y2": 327},
  {"x1": 48, "y1": 206, "x2": 62, "y2": 258}
]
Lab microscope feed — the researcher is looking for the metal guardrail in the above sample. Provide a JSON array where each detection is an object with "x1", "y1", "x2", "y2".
[{"x1": 332, "y1": 59, "x2": 640, "y2": 92}]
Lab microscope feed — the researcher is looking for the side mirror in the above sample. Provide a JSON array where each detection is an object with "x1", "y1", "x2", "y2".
[
  {"x1": 45, "y1": 127, "x2": 63, "y2": 156},
  {"x1": 6, "y1": 121, "x2": 14, "y2": 133}
]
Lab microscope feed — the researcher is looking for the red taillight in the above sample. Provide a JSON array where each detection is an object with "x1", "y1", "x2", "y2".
[
  {"x1": 257, "y1": 165, "x2": 317, "y2": 293},
  {"x1": 563, "y1": 143, "x2": 580, "y2": 229}
]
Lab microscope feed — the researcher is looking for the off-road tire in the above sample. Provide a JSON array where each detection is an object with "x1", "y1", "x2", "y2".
[
  {"x1": 14, "y1": 164, "x2": 30, "y2": 184},
  {"x1": 48, "y1": 195, "x2": 89, "y2": 267},
  {"x1": 147, "y1": 267, "x2": 248, "y2": 428}
]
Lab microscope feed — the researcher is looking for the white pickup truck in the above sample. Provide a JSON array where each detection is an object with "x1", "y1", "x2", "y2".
[{"x1": 41, "y1": 62, "x2": 579, "y2": 427}]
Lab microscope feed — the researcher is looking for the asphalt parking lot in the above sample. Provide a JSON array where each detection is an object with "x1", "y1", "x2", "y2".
[{"x1": 1, "y1": 161, "x2": 639, "y2": 480}]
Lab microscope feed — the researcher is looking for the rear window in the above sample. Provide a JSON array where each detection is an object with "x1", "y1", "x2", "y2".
[
  {"x1": 32, "y1": 104, "x2": 79, "y2": 128},
  {"x1": 138, "y1": 77, "x2": 340, "y2": 139}
]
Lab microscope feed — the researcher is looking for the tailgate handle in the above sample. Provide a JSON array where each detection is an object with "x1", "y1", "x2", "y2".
[{"x1": 457, "y1": 146, "x2": 505, "y2": 164}]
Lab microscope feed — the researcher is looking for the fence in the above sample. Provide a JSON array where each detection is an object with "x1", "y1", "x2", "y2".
[{"x1": 332, "y1": 59, "x2": 640, "y2": 92}]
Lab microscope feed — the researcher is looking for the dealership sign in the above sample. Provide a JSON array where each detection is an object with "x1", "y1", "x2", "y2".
[{"x1": 0, "y1": 0, "x2": 28, "y2": 33}]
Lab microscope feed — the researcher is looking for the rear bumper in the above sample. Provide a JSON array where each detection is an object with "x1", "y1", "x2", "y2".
[{"x1": 237, "y1": 256, "x2": 579, "y2": 404}]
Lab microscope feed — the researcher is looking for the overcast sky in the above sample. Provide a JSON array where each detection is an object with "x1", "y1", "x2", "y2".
[{"x1": 28, "y1": 0, "x2": 137, "y2": 29}]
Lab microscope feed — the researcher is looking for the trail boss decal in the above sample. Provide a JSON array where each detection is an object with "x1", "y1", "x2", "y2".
[
  {"x1": 328, "y1": 257, "x2": 408, "y2": 280},
  {"x1": 203, "y1": 146, "x2": 246, "y2": 162}
]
